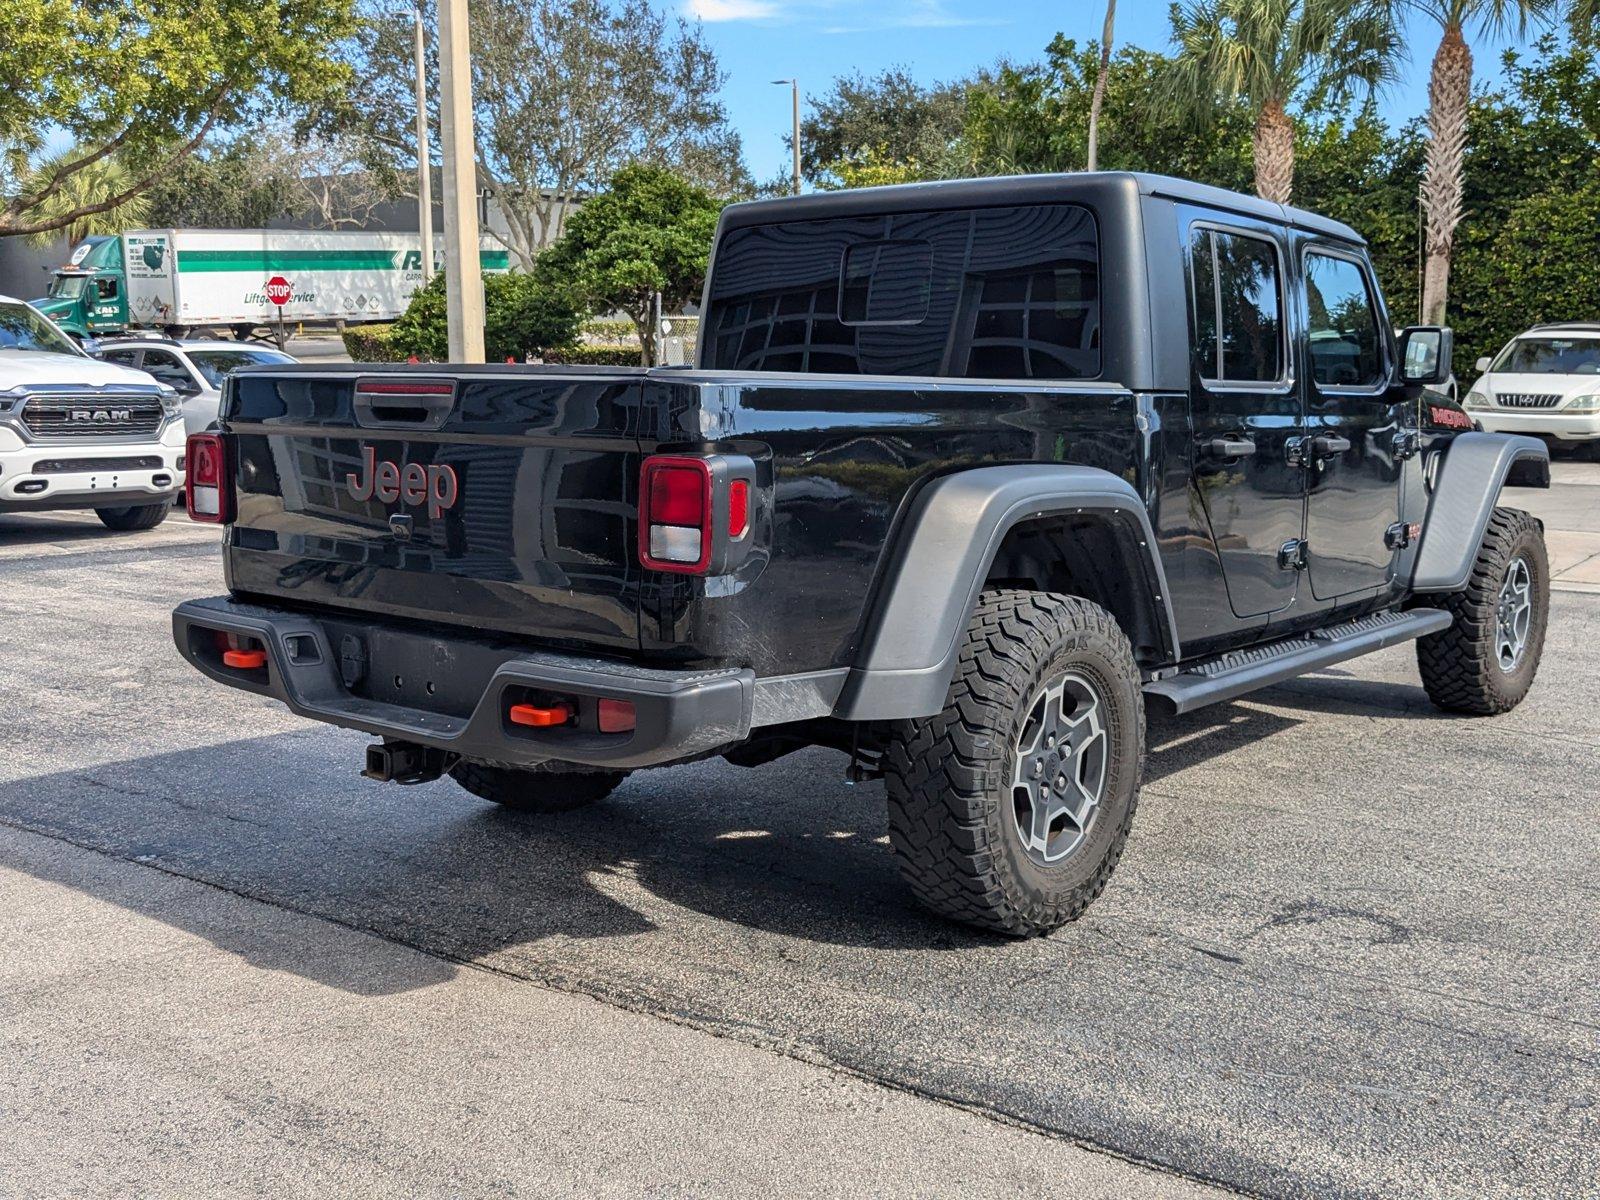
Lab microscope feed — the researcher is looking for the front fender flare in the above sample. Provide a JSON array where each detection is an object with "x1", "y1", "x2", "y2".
[
  {"x1": 1411, "y1": 432, "x2": 1549, "y2": 593},
  {"x1": 833, "y1": 464, "x2": 1178, "y2": 721}
]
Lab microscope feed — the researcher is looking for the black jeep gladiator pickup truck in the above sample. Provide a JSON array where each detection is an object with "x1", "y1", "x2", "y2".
[{"x1": 174, "y1": 173, "x2": 1552, "y2": 935}]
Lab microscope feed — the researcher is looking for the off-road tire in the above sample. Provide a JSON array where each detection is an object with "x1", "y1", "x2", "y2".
[
  {"x1": 449, "y1": 760, "x2": 628, "y2": 812},
  {"x1": 882, "y1": 589, "x2": 1145, "y2": 937},
  {"x1": 95, "y1": 502, "x2": 170, "y2": 531},
  {"x1": 1417, "y1": 507, "x2": 1548, "y2": 715}
]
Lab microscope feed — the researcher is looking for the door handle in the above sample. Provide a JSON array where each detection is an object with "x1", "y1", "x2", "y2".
[
  {"x1": 1311, "y1": 435, "x2": 1352, "y2": 458},
  {"x1": 1206, "y1": 435, "x2": 1257, "y2": 459}
]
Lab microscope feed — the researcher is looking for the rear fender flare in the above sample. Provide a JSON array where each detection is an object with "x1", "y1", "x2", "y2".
[
  {"x1": 1411, "y1": 432, "x2": 1550, "y2": 593},
  {"x1": 833, "y1": 465, "x2": 1179, "y2": 721}
]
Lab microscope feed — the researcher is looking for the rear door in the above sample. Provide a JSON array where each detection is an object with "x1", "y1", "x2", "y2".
[
  {"x1": 1297, "y1": 245, "x2": 1405, "y2": 601},
  {"x1": 224, "y1": 368, "x2": 645, "y2": 651},
  {"x1": 1185, "y1": 217, "x2": 1306, "y2": 619}
]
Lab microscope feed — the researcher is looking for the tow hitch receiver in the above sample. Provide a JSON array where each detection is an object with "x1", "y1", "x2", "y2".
[{"x1": 363, "y1": 740, "x2": 453, "y2": 785}]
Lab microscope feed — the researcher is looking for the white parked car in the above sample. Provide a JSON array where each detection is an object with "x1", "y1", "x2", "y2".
[
  {"x1": 0, "y1": 295, "x2": 185, "y2": 530},
  {"x1": 1462, "y1": 322, "x2": 1600, "y2": 453},
  {"x1": 94, "y1": 338, "x2": 296, "y2": 436}
]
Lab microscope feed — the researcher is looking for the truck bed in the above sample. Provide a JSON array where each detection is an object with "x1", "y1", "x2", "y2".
[{"x1": 221, "y1": 363, "x2": 1141, "y2": 677}]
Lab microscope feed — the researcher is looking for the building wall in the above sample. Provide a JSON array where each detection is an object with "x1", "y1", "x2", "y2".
[{"x1": 0, "y1": 234, "x2": 73, "y2": 302}]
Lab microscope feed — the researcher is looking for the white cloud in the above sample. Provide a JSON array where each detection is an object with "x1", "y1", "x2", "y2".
[
  {"x1": 820, "y1": 0, "x2": 998, "y2": 34},
  {"x1": 686, "y1": 0, "x2": 780, "y2": 20}
]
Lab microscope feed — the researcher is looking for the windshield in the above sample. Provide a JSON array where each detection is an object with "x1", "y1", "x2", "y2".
[
  {"x1": 1490, "y1": 337, "x2": 1600, "y2": 375},
  {"x1": 0, "y1": 302, "x2": 82, "y2": 355},
  {"x1": 187, "y1": 349, "x2": 293, "y2": 389},
  {"x1": 47, "y1": 274, "x2": 88, "y2": 300}
]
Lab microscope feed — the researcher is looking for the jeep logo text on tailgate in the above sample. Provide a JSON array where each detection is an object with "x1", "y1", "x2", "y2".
[{"x1": 347, "y1": 446, "x2": 459, "y2": 519}]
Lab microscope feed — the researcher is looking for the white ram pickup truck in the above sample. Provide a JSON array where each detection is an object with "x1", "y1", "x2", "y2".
[{"x1": 0, "y1": 295, "x2": 185, "y2": 530}]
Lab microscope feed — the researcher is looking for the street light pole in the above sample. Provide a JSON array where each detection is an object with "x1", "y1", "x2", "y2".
[
  {"x1": 436, "y1": 0, "x2": 484, "y2": 362},
  {"x1": 412, "y1": 5, "x2": 434, "y2": 286},
  {"x1": 772, "y1": 79, "x2": 800, "y2": 196}
]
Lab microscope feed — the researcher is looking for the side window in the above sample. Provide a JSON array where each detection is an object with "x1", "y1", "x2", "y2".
[
  {"x1": 140, "y1": 349, "x2": 195, "y2": 390},
  {"x1": 100, "y1": 349, "x2": 141, "y2": 367},
  {"x1": 1189, "y1": 227, "x2": 1284, "y2": 384},
  {"x1": 95, "y1": 277, "x2": 119, "y2": 301},
  {"x1": 1304, "y1": 252, "x2": 1384, "y2": 387}
]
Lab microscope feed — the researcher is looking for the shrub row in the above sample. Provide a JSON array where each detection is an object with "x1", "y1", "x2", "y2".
[{"x1": 338, "y1": 325, "x2": 644, "y2": 367}]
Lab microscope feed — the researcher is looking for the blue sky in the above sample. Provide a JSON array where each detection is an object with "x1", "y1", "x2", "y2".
[{"x1": 685, "y1": 0, "x2": 1548, "y2": 185}]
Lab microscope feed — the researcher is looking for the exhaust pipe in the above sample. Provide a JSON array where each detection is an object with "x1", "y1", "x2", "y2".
[{"x1": 363, "y1": 740, "x2": 452, "y2": 785}]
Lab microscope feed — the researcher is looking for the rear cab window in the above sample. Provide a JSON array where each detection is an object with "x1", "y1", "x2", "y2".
[{"x1": 703, "y1": 204, "x2": 1100, "y2": 381}]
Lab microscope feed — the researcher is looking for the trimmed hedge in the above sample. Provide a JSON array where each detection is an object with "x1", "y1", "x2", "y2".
[
  {"x1": 544, "y1": 344, "x2": 644, "y2": 366},
  {"x1": 342, "y1": 323, "x2": 402, "y2": 362}
]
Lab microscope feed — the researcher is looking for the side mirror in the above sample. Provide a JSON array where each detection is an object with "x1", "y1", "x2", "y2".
[
  {"x1": 1475, "y1": 356, "x2": 1491, "y2": 373},
  {"x1": 1397, "y1": 326, "x2": 1453, "y2": 387}
]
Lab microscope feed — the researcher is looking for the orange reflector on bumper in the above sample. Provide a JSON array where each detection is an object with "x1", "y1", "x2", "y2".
[
  {"x1": 598, "y1": 699, "x2": 636, "y2": 733},
  {"x1": 222, "y1": 648, "x2": 267, "y2": 669},
  {"x1": 509, "y1": 702, "x2": 572, "y2": 728}
]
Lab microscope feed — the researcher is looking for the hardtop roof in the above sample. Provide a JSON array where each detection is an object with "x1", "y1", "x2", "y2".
[{"x1": 717, "y1": 171, "x2": 1364, "y2": 245}]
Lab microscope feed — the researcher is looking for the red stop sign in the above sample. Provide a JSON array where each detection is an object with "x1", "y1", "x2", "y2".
[{"x1": 263, "y1": 276, "x2": 293, "y2": 306}]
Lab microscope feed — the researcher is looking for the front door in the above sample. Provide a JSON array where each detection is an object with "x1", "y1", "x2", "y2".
[
  {"x1": 1186, "y1": 219, "x2": 1306, "y2": 619},
  {"x1": 1298, "y1": 247, "x2": 1405, "y2": 600}
]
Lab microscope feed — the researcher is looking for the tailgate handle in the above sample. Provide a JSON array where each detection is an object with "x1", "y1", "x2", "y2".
[{"x1": 353, "y1": 378, "x2": 455, "y2": 431}]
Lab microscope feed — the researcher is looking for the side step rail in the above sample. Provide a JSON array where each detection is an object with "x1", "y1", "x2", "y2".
[{"x1": 1143, "y1": 608, "x2": 1453, "y2": 714}]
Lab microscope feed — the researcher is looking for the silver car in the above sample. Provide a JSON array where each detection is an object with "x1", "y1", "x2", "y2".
[{"x1": 94, "y1": 338, "x2": 296, "y2": 435}]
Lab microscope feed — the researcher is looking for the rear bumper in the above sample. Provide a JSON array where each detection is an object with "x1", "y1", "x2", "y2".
[{"x1": 172, "y1": 596, "x2": 755, "y2": 770}]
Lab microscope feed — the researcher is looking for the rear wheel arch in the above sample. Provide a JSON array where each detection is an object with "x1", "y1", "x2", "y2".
[
  {"x1": 984, "y1": 513, "x2": 1171, "y2": 666},
  {"x1": 833, "y1": 464, "x2": 1178, "y2": 722}
]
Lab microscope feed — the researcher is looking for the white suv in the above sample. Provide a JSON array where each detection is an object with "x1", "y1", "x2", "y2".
[
  {"x1": 95, "y1": 338, "x2": 295, "y2": 436},
  {"x1": 1463, "y1": 322, "x2": 1600, "y2": 452}
]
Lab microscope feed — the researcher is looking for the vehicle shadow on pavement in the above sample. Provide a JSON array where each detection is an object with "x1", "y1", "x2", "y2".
[
  {"x1": 1144, "y1": 703, "x2": 1302, "y2": 784},
  {"x1": 0, "y1": 735, "x2": 996, "y2": 992}
]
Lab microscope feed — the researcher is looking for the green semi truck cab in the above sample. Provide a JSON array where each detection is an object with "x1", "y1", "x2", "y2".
[{"x1": 33, "y1": 236, "x2": 126, "y2": 339}]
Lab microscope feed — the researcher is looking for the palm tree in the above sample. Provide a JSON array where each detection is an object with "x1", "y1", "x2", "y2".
[
  {"x1": 1415, "y1": 0, "x2": 1556, "y2": 325},
  {"x1": 1086, "y1": 0, "x2": 1118, "y2": 171},
  {"x1": 1169, "y1": 0, "x2": 1400, "y2": 204},
  {"x1": 20, "y1": 151, "x2": 152, "y2": 248}
]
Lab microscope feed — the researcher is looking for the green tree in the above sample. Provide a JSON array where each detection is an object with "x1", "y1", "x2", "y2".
[
  {"x1": 1414, "y1": 0, "x2": 1558, "y2": 324},
  {"x1": 1446, "y1": 29, "x2": 1600, "y2": 362},
  {"x1": 1168, "y1": 0, "x2": 1400, "y2": 203},
  {"x1": 18, "y1": 151, "x2": 150, "y2": 247},
  {"x1": 339, "y1": 0, "x2": 747, "y2": 269},
  {"x1": 142, "y1": 134, "x2": 294, "y2": 229},
  {"x1": 801, "y1": 68, "x2": 972, "y2": 186},
  {"x1": 391, "y1": 272, "x2": 582, "y2": 362},
  {"x1": 539, "y1": 165, "x2": 723, "y2": 365},
  {"x1": 962, "y1": 38, "x2": 1255, "y2": 188},
  {"x1": 0, "y1": 0, "x2": 355, "y2": 239}
]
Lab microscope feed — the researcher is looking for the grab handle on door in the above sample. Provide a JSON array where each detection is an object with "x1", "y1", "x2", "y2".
[
  {"x1": 1311, "y1": 434, "x2": 1352, "y2": 458},
  {"x1": 1206, "y1": 435, "x2": 1257, "y2": 459}
]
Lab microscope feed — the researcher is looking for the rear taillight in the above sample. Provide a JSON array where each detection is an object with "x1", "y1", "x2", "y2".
[
  {"x1": 186, "y1": 432, "x2": 233, "y2": 524},
  {"x1": 640, "y1": 456, "x2": 713, "y2": 573}
]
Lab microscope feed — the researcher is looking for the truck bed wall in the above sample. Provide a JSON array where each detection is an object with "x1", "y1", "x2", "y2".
[{"x1": 636, "y1": 373, "x2": 1149, "y2": 677}]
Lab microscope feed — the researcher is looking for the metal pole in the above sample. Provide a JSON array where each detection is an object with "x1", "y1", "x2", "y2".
[
  {"x1": 773, "y1": 79, "x2": 800, "y2": 196},
  {"x1": 436, "y1": 0, "x2": 484, "y2": 362},
  {"x1": 413, "y1": 5, "x2": 434, "y2": 285},
  {"x1": 791, "y1": 81, "x2": 801, "y2": 196}
]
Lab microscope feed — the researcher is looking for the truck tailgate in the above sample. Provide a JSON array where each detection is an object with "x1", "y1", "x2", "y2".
[{"x1": 222, "y1": 367, "x2": 644, "y2": 651}]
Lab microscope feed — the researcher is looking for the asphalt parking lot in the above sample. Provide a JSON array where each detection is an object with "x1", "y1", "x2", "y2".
[{"x1": 2, "y1": 464, "x2": 1597, "y2": 1198}]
